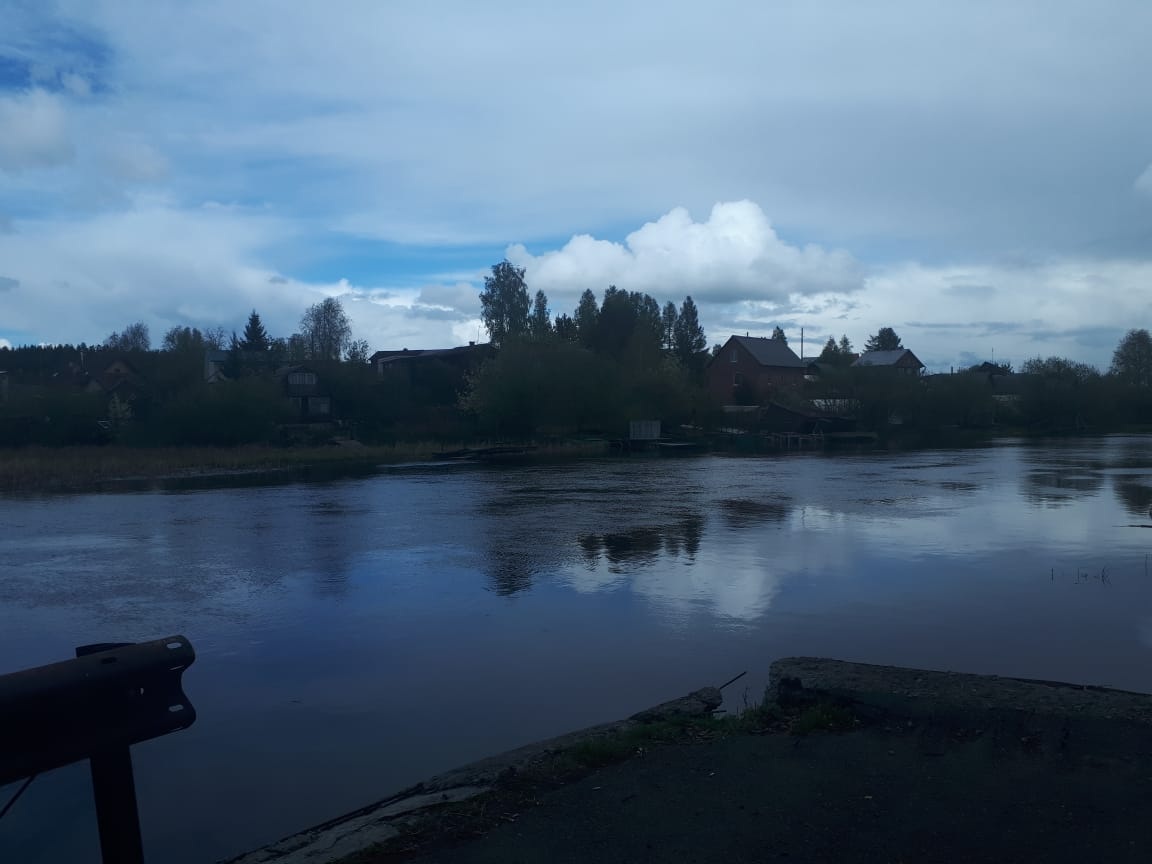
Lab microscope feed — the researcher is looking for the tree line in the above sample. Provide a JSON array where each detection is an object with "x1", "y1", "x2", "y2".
[
  {"x1": 98, "y1": 297, "x2": 368, "y2": 364},
  {"x1": 0, "y1": 298, "x2": 377, "y2": 447},
  {"x1": 5, "y1": 260, "x2": 1152, "y2": 449},
  {"x1": 799, "y1": 328, "x2": 1152, "y2": 436},
  {"x1": 479, "y1": 261, "x2": 707, "y2": 362},
  {"x1": 464, "y1": 261, "x2": 712, "y2": 437}
]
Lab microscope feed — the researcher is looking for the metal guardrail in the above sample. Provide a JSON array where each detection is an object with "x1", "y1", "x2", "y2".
[{"x1": 0, "y1": 636, "x2": 197, "y2": 864}]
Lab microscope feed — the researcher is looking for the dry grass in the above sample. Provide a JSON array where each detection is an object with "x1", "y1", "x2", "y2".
[
  {"x1": 0, "y1": 443, "x2": 429, "y2": 494},
  {"x1": 0, "y1": 439, "x2": 611, "y2": 494}
]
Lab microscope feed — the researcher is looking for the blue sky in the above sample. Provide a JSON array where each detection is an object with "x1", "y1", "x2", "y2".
[{"x1": 1, "y1": 0, "x2": 1151, "y2": 371}]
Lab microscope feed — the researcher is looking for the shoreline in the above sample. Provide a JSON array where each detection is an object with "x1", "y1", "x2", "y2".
[
  {"x1": 0, "y1": 440, "x2": 609, "y2": 495},
  {"x1": 2, "y1": 429, "x2": 1148, "y2": 495},
  {"x1": 225, "y1": 657, "x2": 1152, "y2": 864}
]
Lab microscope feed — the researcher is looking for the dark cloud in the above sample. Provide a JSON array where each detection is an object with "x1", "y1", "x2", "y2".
[
  {"x1": 0, "y1": 275, "x2": 17, "y2": 291},
  {"x1": 1025, "y1": 326, "x2": 1124, "y2": 350},
  {"x1": 905, "y1": 320, "x2": 1024, "y2": 336}
]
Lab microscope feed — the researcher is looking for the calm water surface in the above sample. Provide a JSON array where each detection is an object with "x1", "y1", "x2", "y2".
[{"x1": 3, "y1": 437, "x2": 1152, "y2": 862}]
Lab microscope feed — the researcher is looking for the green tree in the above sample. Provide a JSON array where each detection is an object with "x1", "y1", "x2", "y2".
[
  {"x1": 818, "y1": 336, "x2": 840, "y2": 362},
  {"x1": 818, "y1": 334, "x2": 854, "y2": 366},
  {"x1": 1110, "y1": 329, "x2": 1152, "y2": 387},
  {"x1": 530, "y1": 290, "x2": 552, "y2": 341},
  {"x1": 1020, "y1": 356, "x2": 1104, "y2": 430},
  {"x1": 345, "y1": 338, "x2": 371, "y2": 364},
  {"x1": 632, "y1": 292, "x2": 663, "y2": 358},
  {"x1": 104, "y1": 322, "x2": 151, "y2": 352},
  {"x1": 479, "y1": 260, "x2": 530, "y2": 347},
  {"x1": 864, "y1": 327, "x2": 902, "y2": 352},
  {"x1": 285, "y1": 333, "x2": 309, "y2": 363},
  {"x1": 241, "y1": 310, "x2": 270, "y2": 351},
  {"x1": 661, "y1": 301, "x2": 678, "y2": 351},
  {"x1": 554, "y1": 313, "x2": 577, "y2": 341},
  {"x1": 204, "y1": 326, "x2": 228, "y2": 349},
  {"x1": 597, "y1": 286, "x2": 637, "y2": 356},
  {"x1": 574, "y1": 289, "x2": 599, "y2": 348},
  {"x1": 462, "y1": 341, "x2": 617, "y2": 437},
  {"x1": 161, "y1": 326, "x2": 205, "y2": 353},
  {"x1": 672, "y1": 296, "x2": 706, "y2": 363},
  {"x1": 770, "y1": 326, "x2": 788, "y2": 344},
  {"x1": 300, "y1": 297, "x2": 352, "y2": 361}
]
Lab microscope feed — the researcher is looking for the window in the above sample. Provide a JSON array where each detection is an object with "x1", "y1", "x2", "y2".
[
  {"x1": 730, "y1": 349, "x2": 737, "y2": 363},
  {"x1": 289, "y1": 371, "x2": 317, "y2": 387},
  {"x1": 734, "y1": 372, "x2": 744, "y2": 386}
]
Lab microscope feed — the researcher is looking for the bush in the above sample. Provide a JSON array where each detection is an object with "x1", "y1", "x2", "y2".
[{"x1": 138, "y1": 379, "x2": 292, "y2": 446}]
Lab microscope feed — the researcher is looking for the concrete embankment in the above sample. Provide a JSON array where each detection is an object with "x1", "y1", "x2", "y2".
[
  {"x1": 225, "y1": 688, "x2": 723, "y2": 864},
  {"x1": 228, "y1": 658, "x2": 1152, "y2": 864}
]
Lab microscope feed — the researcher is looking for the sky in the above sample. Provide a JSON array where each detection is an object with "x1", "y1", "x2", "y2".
[{"x1": 1, "y1": 0, "x2": 1150, "y2": 371}]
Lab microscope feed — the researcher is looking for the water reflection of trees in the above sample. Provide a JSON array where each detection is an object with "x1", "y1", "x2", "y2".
[
  {"x1": 578, "y1": 514, "x2": 705, "y2": 571},
  {"x1": 1019, "y1": 468, "x2": 1102, "y2": 507},
  {"x1": 1112, "y1": 476, "x2": 1152, "y2": 519},
  {"x1": 1109, "y1": 437, "x2": 1152, "y2": 519},
  {"x1": 718, "y1": 497, "x2": 792, "y2": 529},
  {"x1": 486, "y1": 549, "x2": 536, "y2": 596}
]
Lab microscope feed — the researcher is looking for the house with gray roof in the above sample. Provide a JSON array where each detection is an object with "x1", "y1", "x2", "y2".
[
  {"x1": 707, "y1": 335, "x2": 805, "y2": 404},
  {"x1": 852, "y1": 349, "x2": 925, "y2": 375}
]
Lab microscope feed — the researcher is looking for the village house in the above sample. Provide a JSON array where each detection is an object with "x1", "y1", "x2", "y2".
[
  {"x1": 369, "y1": 342, "x2": 492, "y2": 379},
  {"x1": 83, "y1": 357, "x2": 150, "y2": 419},
  {"x1": 706, "y1": 335, "x2": 806, "y2": 405},
  {"x1": 852, "y1": 349, "x2": 925, "y2": 375},
  {"x1": 277, "y1": 365, "x2": 332, "y2": 422}
]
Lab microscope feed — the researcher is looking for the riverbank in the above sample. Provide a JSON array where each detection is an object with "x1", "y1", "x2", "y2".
[
  {"x1": 0, "y1": 440, "x2": 609, "y2": 494},
  {"x1": 7, "y1": 429, "x2": 1148, "y2": 494},
  {"x1": 229, "y1": 658, "x2": 1152, "y2": 864}
]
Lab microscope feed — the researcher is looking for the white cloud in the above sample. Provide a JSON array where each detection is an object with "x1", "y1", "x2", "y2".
[
  {"x1": 60, "y1": 73, "x2": 91, "y2": 98},
  {"x1": 0, "y1": 198, "x2": 477, "y2": 350},
  {"x1": 13, "y1": 0, "x2": 1145, "y2": 254},
  {"x1": 0, "y1": 89, "x2": 73, "y2": 170},
  {"x1": 3, "y1": 2, "x2": 1152, "y2": 360},
  {"x1": 508, "y1": 201, "x2": 862, "y2": 310},
  {"x1": 653, "y1": 250, "x2": 1152, "y2": 371},
  {"x1": 0, "y1": 338, "x2": 11, "y2": 349}
]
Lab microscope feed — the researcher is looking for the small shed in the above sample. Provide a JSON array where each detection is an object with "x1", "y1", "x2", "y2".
[{"x1": 629, "y1": 420, "x2": 661, "y2": 441}]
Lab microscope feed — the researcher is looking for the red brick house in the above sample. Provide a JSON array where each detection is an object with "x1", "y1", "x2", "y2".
[{"x1": 707, "y1": 336, "x2": 806, "y2": 405}]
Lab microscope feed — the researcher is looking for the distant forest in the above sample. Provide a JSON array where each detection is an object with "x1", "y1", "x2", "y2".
[{"x1": 2, "y1": 262, "x2": 1151, "y2": 448}]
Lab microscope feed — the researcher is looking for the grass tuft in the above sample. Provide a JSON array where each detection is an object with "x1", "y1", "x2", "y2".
[{"x1": 792, "y1": 702, "x2": 857, "y2": 735}]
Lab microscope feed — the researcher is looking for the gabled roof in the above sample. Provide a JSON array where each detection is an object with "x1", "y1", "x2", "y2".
[
  {"x1": 372, "y1": 343, "x2": 492, "y2": 365},
  {"x1": 727, "y1": 336, "x2": 805, "y2": 368},
  {"x1": 853, "y1": 349, "x2": 923, "y2": 368}
]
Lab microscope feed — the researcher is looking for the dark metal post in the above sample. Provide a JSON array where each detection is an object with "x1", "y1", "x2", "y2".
[
  {"x1": 89, "y1": 747, "x2": 145, "y2": 864},
  {"x1": 76, "y1": 642, "x2": 146, "y2": 864}
]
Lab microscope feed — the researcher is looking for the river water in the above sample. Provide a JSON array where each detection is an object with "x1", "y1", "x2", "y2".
[{"x1": 3, "y1": 437, "x2": 1152, "y2": 862}]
